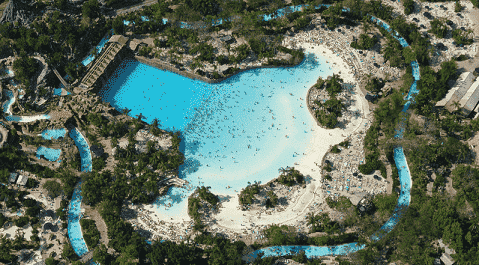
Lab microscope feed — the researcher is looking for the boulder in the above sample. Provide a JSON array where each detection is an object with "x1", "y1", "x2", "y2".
[
  {"x1": 436, "y1": 43, "x2": 447, "y2": 51},
  {"x1": 357, "y1": 195, "x2": 374, "y2": 215},
  {"x1": 423, "y1": 12, "x2": 433, "y2": 19}
]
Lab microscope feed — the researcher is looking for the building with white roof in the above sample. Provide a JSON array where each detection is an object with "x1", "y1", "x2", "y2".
[
  {"x1": 459, "y1": 77, "x2": 479, "y2": 116},
  {"x1": 16, "y1": 174, "x2": 28, "y2": 186},
  {"x1": 436, "y1": 72, "x2": 473, "y2": 109}
]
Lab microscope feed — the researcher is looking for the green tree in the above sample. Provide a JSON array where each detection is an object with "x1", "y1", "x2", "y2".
[
  {"x1": 54, "y1": 0, "x2": 67, "y2": 9},
  {"x1": 429, "y1": 19, "x2": 448, "y2": 38},
  {"x1": 455, "y1": 1, "x2": 462, "y2": 12},
  {"x1": 112, "y1": 17, "x2": 125, "y2": 35},
  {"x1": 402, "y1": 46, "x2": 416, "y2": 64},
  {"x1": 403, "y1": 0, "x2": 414, "y2": 15},
  {"x1": 452, "y1": 28, "x2": 474, "y2": 46},
  {"x1": 62, "y1": 241, "x2": 78, "y2": 261},
  {"x1": 43, "y1": 180, "x2": 62, "y2": 198},
  {"x1": 45, "y1": 257, "x2": 58, "y2": 265},
  {"x1": 82, "y1": 0, "x2": 100, "y2": 19},
  {"x1": 186, "y1": 0, "x2": 219, "y2": 16},
  {"x1": 12, "y1": 55, "x2": 38, "y2": 88}
]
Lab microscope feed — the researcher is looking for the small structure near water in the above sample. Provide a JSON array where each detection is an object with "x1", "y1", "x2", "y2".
[
  {"x1": 436, "y1": 72, "x2": 479, "y2": 116},
  {"x1": 80, "y1": 35, "x2": 131, "y2": 90},
  {"x1": 9, "y1": 173, "x2": 18, "y2": 184},
  {"x1": 16, "y1": 174, "x2": 28, "y2": 186}
]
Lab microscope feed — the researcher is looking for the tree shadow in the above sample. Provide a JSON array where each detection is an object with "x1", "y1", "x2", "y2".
[{"x1": 121, "y1": 207, "x2": 138, "y2": 221}]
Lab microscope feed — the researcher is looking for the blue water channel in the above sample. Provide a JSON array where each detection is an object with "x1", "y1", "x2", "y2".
[
  {"x1": 244, "y1": 10, "x2": 417, "y2": 261},
  {"x1": 67, "y1": 181, "x2": 89, "y2": 257},
  {"x1": 2, "y1": 89, "x2": 51, "y2": 122},
  {"x1": 0, "y1": 4, "x2": 418, "y2": 261},
  {"x1": 67, "y1": 128, "x2": 93, "y2": 258}
]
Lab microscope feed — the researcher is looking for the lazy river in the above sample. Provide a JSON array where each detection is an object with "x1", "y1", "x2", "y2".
[
  {"x1": 72, "y1": 3, "x2": 417, "y2": 262},
  {"x1": 0, "y1": 4, "x2": 419, "y2": 262}
]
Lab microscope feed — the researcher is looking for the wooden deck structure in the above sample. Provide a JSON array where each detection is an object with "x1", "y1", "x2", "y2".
[{"x1": 80, "y1": 35, "x2": 130, "y2": 90}]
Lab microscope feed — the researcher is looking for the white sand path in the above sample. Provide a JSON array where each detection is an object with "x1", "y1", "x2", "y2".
[{"x1": 135, "y1": 39, "x2": 371, "y2": 240}]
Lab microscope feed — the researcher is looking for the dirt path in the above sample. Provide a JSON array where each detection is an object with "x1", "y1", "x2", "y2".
[{"x1": 83, "y1": 205, "x2": 115, "y2": 253}]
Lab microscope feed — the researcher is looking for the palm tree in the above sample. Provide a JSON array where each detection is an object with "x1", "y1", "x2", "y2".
[
  {"x1": 452, "y1": 100, "x2": 461, "y2": 113},
  {"x1": 122, "y1": 108, "x2": 131, "y2": 116},
  {"x1": 135, "y1": 113, "x2": 145, "y2": 122}
]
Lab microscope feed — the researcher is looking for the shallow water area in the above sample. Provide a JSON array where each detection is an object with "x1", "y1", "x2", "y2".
[
  {"x1": 100, "y1": 52, "x2": 337, "y2": 220},
  {"x1": 36, "y1": 146, "x2": 61, "y2": 162},
  {"x1": 41, "y1": 128, "x2": 66, "y2": 140}
]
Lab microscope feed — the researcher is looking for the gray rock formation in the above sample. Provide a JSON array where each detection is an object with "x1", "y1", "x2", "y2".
[
  {"x1": 90, "y1": 144, "x2": 104, "y2": 159},
  {"x1": 0, "y1": 0, "x2": 34, "y2": 26}
]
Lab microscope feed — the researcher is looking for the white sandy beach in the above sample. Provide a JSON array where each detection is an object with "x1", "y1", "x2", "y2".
[
  {"x1": 125, "y1": 36, "x2": 372, "y2": 243},
  {"x1": 212, "y1": 41, "x2": 371, "y2": 232}
]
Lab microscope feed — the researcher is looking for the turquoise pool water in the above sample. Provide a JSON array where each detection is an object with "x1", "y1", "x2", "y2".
[
  {"x1": 2, "y1": 89, "x2": 51, "y2": 122},
  {"x1": 41, "y1": 128, "x2": 66, "y2": 140},
  {"x1": 64, "y1": 3, "x2": 417, "y2": 261},
  {"x1": 36, "y1": 146, "x2": 61, "y2": 162},
  {"x1": 2, "y1": 90, "x2": 14, "y2": 115},
  {"x1": 81, "y1": 30, "x2": 114, "y2": 67},
  {"x1": 67, "y1": 181, "x2": 90, "y2": 257},
  {"x1": 244, "y1": 7, "x2": 417, "y2": 261},
  {"x1": 53, "y1": 85, "x2": 72, "y2": 96},
  {"x1": 99, "y1": 51, "x2": 336, "y2": 219},
  {"x1": 69, "y1": 128, "x2": 92, "y2": 172},
  {"x1": 244, "y1": 242, "x2": 366, "y2": 262},
  {"x1": 67, "y1": 128, "x2": 93, "y2": 259}
]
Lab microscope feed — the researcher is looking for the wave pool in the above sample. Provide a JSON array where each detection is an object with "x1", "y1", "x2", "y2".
[{"x1": 99, "y1": 52, "x2": 340, "y2": 219}]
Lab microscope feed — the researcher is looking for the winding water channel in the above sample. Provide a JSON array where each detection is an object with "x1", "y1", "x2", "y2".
[{"x1": 1, "y1": 4, "x2": 420, "y2": 262}]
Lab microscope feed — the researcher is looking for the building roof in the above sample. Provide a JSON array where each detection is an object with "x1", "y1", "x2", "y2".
[
  {"x1": 9, "y1": 173, "x2": 18, "y2": 183},
  {"x1": 109, "y1": 35, "x2": 129, "y2": 46},
  {"x1": 437, "y1": 72, "x2": 474, "y2": 109},
  {"x1": 459, "y1": 77, "x2": 479, "y2": 115},
  {"x1": 441, "y1": 253, "x2": 455, "y2": 265},
  {"x1": 16, "y1": 174, "x2": 28, "y2": 185}
]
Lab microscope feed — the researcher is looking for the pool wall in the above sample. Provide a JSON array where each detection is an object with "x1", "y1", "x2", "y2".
[{"x1": 134, "y1": 54, "x2": 304, "y2": 85}]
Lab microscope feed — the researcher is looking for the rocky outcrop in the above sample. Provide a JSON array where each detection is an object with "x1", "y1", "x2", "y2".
[
  {"x1": 0, "y1": 0, "x2": 34, "y2": 26},
  {"x1": 90, "y1": 144, "x2": 104, "y2": 159},
  {"x1": 134, "y1": 129, "x2": 172, "y2": 154}
]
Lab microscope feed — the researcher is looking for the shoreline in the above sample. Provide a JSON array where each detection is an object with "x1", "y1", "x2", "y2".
[
  {"x1": 119, "y1": 26, "x2": 378, "y2": 245},
  {"x1": 133, "y1": 54, "x2": 304, "y2": 84}
]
